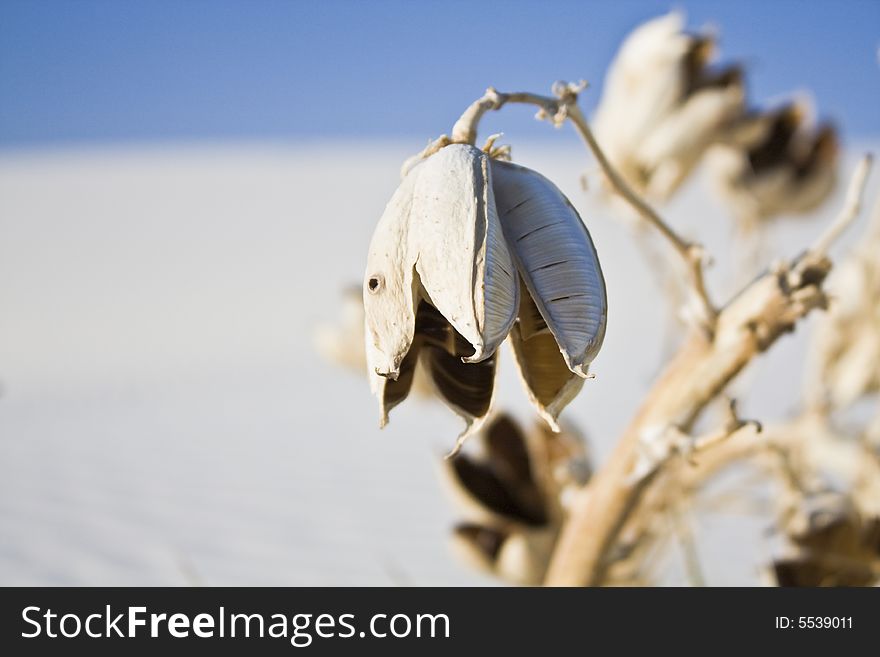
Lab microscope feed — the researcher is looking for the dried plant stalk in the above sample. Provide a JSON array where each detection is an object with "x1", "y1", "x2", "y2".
[{"x1": 544, "y1": 156, "x2": 872, "y2": 586}]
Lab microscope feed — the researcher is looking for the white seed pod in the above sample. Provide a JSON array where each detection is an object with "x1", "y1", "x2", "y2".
[
  {"x1": 365, "y1": 144, "x2": 608, "y2": 441},
  {"x1": 410, "y1": 144, "x2": 519, "y2": 363},
  {"x1": 492, "y1": 160, "x2": 607, "y2": 377}
]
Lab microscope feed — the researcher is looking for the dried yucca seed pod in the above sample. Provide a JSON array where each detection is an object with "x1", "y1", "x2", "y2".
[{"x1": 364, "y1": 143, "x2": 607, "y2": 447}]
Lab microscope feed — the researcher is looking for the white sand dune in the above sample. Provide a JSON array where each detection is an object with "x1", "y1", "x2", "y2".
[{"x1": 0, "y1": 140, "x2": 875, "y2": 585}]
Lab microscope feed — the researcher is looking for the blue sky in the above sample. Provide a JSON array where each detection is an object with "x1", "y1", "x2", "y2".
[{"x1": 1, "y1": 0, "x2": 878, "y2": 149}]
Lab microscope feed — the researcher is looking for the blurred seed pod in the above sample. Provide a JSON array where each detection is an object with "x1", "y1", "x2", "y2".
[
  {"x1": 708, "y1": 101, "x2": 839, "y2": 229},
  {"x1": 772, "y1": 490, "x2": 880, "y2": 587},
  {"x1": 593, "y1": 11, "x2": 746, "y2": 201},
  {"x1": 440, "y1": 413, "x2": 591, "y2": 584}
]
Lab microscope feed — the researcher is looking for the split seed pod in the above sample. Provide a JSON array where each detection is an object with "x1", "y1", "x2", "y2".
[{"x1": 364, "y1": 143, "x2": 607, "y2": 445}]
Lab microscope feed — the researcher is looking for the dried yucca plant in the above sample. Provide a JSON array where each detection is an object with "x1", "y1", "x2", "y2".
[{"x1": 317, "y1": 13, "x2": 877, "y2": 587}]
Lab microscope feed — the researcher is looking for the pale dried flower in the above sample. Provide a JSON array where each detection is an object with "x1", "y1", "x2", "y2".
[{"x1": 363, "y1": 143, "x2": 607, "y2": 449}]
